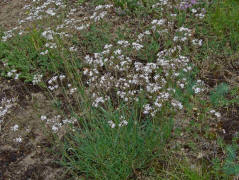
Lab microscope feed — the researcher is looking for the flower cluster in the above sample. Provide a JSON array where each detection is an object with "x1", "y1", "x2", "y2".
[
  {"x1": 209, "y1": 110, "x2": 221, "y2": 118},
  {"x1": 41, "y1": 114, "x2": 77, "y2": 133},
  {"x1": 108, "y1": 116, "x2": 128, "y2": 128},
  {"x1": 82, "y1": 37, "x2": 194, "y2": 116},
  {"x1": 6, "y1": 69, "x2": 21, "y2": 80},
  {"x1": 0, "y1": 97, "x2": 17, "y2": 129},
  {"x1": 32, "y1": 74, "x2": 43, "y2": 85},
  {"x1": 192, "y1": 80, "x2": 205, "y2": 94},
  {"x1": 1, "y1": 0, "x2": 66, "y2": 42}
]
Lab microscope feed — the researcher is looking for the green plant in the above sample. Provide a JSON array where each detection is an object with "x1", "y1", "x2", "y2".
[
  {"x1": 60, "y1": 100, "x2": 173, "y2": 179},
  {"x1": 112, "y1": 0, "x2": 153, "y2": 13},
  {"x1": 77, "y1": 0, "x2": 85, "y2": 5},
  {"x1": 206, "y1": 0, "x2": 239, "y2": 51},
  {"x1": 223, "y1": 144, "x2": 239, "y2": 176},
  {"x1": 113, "y1": 0, "x2": 140, "y2": 11},
  {"x1": 210, "y1": 83, "x2": 229, "y2": 107},
  {"x1": 77, "y1": 23, "x2": 111, "y2": 54},
  {"x1": 0, "y1": 30, "x2": 63, "y2": 82},
  {"x1": 0, "y1": 28, "x2": 79, "y2": 84}
]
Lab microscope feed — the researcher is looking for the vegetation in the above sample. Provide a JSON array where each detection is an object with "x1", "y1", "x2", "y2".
[{"x1": 0, "y1": 0, "x2": 239, "y2": 179}]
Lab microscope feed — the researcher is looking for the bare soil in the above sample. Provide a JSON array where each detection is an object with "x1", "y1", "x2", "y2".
[
  {"x1": 0, "y1": 78, "x2": 66, "y2": 180},
  {"x1": 0, "y1": 0, "x2": 29, "y2": 29}
]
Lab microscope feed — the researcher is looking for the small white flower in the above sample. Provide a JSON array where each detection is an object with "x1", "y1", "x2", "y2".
[
  {"x1": 41, "y1": 115, "x2": 47, "y2": 121},
  {"x1": 40, "y1": 50, "x2": 48, "y2": 55},
  {"x1": 7, "y1": 72, "x2": 13, "y2": 77},
  {"x1": 114, "y1": 49, "x2": 122, "y2": 55},
  {"x1": 191, "y1": 9, "x2": 197, "y2": 13},
  {"x1": 59, "y1": 75, "x2": 66, "y2": 80},
  {"x1": 70, "y1": 88, "x2": 77, "y2": 94},
  {"x1": 193, "y1": 87, "x2": 201, "y2": 94},
  {"x1": 11, "y1": 124, "x2": 19, "y2": 131},
  {"x1": 132, "y1": 42, "x2": 143, "y2": 50},
  {"x1": 32, "y1": 74, "x2": 43, "y2": 85},
  {"x1": 119, "y1": 120, "x2": 128, "y2": 127},
  {"x1": 46, "y1": 8, "x2": 56, "y2": 16},
  {"x1": 15, "y1": 137, "x2": 22, "y2": 143},
  {"x1": 14, "y1": 73, "x2": 20, "y2": 80},
  {"x1": 52, "y1": 125, "x2": 59, "y2": 132},
  {"x1": 215, "y1": 112, "x2": 221, "y2": 118},
  {"x1": 108, "y1": 120, "x2": 116, "y2": 128},
  {"x1": 104, "y1": 44, "x2": 113, "y2": 49},
  {"x1": 210, "y1": 110, "x2": 216, "y2": 114},
  {"x1": 69, "y1": 47, "x2": 77, "y2": 52},
  {"x1": 42, "y1": 30, "x2": 54, "y2": 40},
  {"x1": 171, "y1": 100, "x2": 183, "y2": 110}
]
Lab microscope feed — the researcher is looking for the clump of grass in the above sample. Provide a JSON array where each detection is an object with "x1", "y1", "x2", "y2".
[
  {"x1": 209, "y1": 83, "x2": 229, "y2": 107},
  {"x1": 206, "y1": 0, "x2": 239, "y2": 51},
  {"x1": 60, "y1": 100, "x2": 173, "y2": 179},
  {"x1": 223, "y1": 144, "x2": 239, "y2": 176},
  {"x1": 112, "y1": 0, "x2": 156, "y2": 15}
]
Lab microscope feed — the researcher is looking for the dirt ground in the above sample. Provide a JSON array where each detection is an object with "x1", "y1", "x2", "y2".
[
  {"x1": 0, "y1": 78, "x2": 67, "y2": 180},
  {"x1": 0, "y1": 0, "x2": 28, "y2": 29}
]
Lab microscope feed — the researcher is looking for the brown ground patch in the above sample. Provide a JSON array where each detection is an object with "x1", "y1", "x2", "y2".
[
  {"x1": 0, "y1": 0, "x2": 29, "y2": 29},
  {"x1": 0, "y1": 78, "x2": 66, "y2": 180}
]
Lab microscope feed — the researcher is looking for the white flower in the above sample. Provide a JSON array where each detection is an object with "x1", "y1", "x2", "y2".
[
  {"x1": 59, "y1": 75, "x2": 66, "y2": 80},
  {"x1": 171, "y1": 99, "x2": 183, "y2": 110},
  {"x1": 42, "y1": 30, "x2": 54, "y2": 40},
  {"x1": 119, "y1": 120, "x2": 128, "y2": 127},
  {"x1": 114, "y1": 49, "x2": 122, "y2": 55},
  {"x1": 143, "y1": 104, "x2": 152, "y2": 114},
  {"x1": 32, "y1": 74, "x2": 43, "y2": 85},
  {"x1": 108, "y1": 120, "x2": 116, "y2": 128},
  {"x1": 52, "y1": 125, "x2": 59, "y2": 132},
  {"x1": 15, "y1": 137, "x2": 22, "y2": 143},
  {"x1": 173, "y1": 36, "x2": 179, "y2": 41},
  {"x1": 69, "y1": 47, "x2": 77, "y2": 52},
  {"x1": 11, "y1": 124, "x2": 19, "y2": 131},
  {"x1": 191, "y1": 9, "x2": 197, "y2": 13},
  {"x1": 41, "y1": 115, "x2": 47, "y2": 121},
  {"x1": 14, "y1": 73, "x2": 20, "y2": 80},
  {"x1": 7, "y1": 72, "x2": 13, "y2": 77},
  {"x1": 192, "y1": 39, "x2": 203, "y2": 46},
  {"x1": 144, "y1": 30, "x2": 151, "y2": 35},
  {"x1": 70, "y1": 88, "x2": 77, "y2": 94},
  {"x1": 193, "y1": 87, "x2": 201, "y2": 94},
  {"x1": 179, "y1": 83, "x2": 185, "y2": 89},
  {"x1": 215, "y1": 112, "x2": 221, "y2": 118},
  {"x1": 117, "y1": 40, "x2": 130, "y2": 47},
  {"x1": 46, "y1": 8, "x2": 56, "y2": 16},
  {"x1": 132, "y1": 42, "x2": 143, "y2": 50},
  {"x1": 40, "y1": 50, "x2": 48, "y2": 55},
  {"x1": 45, "y1": 42, "x2": 57, "y2": 49},
  {"x1": 151, "y1": 19, "x2": 158, "y2": 24},
  {"x1": 210, "y1": 110, "x2": 216, "y2": 114},
  {"x1": 104, "y1": 44, "x2": 113, "y2": 49}
]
